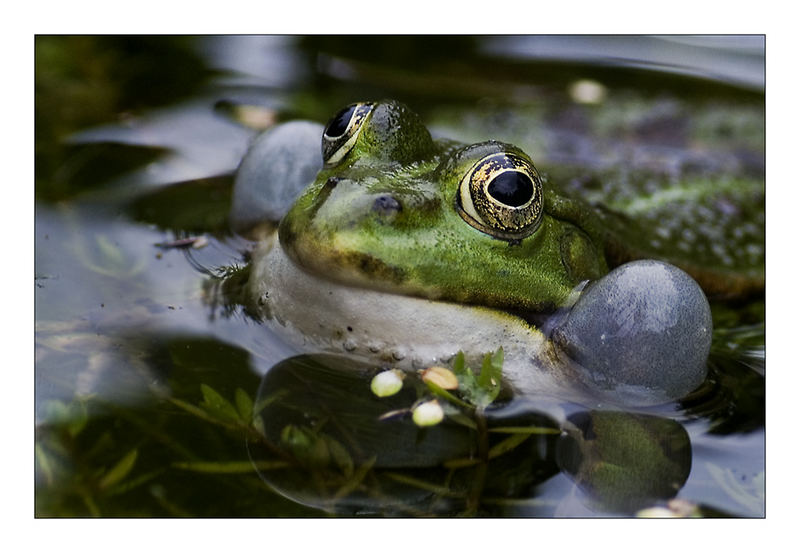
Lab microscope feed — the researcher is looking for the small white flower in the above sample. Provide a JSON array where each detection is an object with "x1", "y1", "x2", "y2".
[
  {"x1": 370, "y1": 369, "x2": 404, "y2": 397},
  {"x1": 412, "y1": 400, "x2": 444, "y2": 427}
]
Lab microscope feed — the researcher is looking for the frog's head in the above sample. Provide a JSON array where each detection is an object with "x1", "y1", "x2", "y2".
[{"x1": 279, "y1": 100, "x2": 608, "y2": 313}]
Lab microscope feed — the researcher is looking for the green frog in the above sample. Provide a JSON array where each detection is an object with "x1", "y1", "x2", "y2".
[{"x1": 228, "y1": 100, "x2": 753, "y2": 405}]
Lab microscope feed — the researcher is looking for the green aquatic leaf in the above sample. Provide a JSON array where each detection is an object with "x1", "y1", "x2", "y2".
[
  {"x1": 252, "y1": 389, "x2": 290, "y2": 416},
  {"x1": 199, "y1": 384, "x2": 240, "y2": 422},
  {"x1": 234, "y1": 388, "x2": 254, "y2": 422},
  {"x1": 488, "y1": 426, "x2": 561, "y2": 435},
  {"x1": 42, "y1": 399, "x2": 89, "y2": 437},
  {"x1": 99, "y1": 449, "x2": 138, "y2": 490},
  {"x1": 323, "y1": 436, "x2": 354, "y2": 478},
  {"x1": 333, "y1": 456, "x2": 376, "y2": 501},
  {"x1": 451, "y1": 351, "x2": 466, "y2": 375},
  {"x1": 487, "y1": 433, "x2": 530, "y2": 459},
  {"x1": 281, "y1": 425, "x2": 330, "y2": 468},
  {"x1": 35, "y1": 443, "x2": 56, "y2": 486},
  {"x1": 172, "y1": 460, "x2": 289, "y2": 473},
  {"x1": 424, "y1": 379, "x2": 473, "y2": 409},
  {"x1": 477, "y1": 348, "x2": 503, "y2": 405}
]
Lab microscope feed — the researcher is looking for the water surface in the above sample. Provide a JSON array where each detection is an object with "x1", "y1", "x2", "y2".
[{"x1": 34, "y1": 35, "x2": 764, "y2": 517}]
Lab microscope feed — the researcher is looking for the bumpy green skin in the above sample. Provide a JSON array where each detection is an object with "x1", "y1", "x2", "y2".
[{"x1": 279, "y1": 101, "x2": 609, "y2": 314}]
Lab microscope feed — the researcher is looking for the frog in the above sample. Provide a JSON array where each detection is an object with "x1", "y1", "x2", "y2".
[{"x1": 227, "y1": 99, "x2": 726, "y2": 405}]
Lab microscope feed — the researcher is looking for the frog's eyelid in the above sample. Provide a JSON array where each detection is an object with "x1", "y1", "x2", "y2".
[
  {"x1": 324, "y1": 132, "x2": 360, "y2": 165},
  {"x1": 458, "y1": 171, "x2": 489, "y2": 227},
  {"x1": 322, "y1": 102, "x2": 374, "y2": 166}
]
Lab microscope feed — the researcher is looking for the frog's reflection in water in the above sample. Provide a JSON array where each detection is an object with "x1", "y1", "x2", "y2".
[{"x1": 246, "y1": 354, "x2": 692, "y2": 516}]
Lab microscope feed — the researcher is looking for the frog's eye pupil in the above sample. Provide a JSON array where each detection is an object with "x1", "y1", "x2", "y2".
[
  {"x1": 487, "y1": 172, "x2": 534, "y2": 207},
  {"x1": 325, "y1": 105, "x2": 357, "y2": 138}
]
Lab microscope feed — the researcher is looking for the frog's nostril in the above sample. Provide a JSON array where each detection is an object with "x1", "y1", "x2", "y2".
[
  {"x1": 325, "y1": 176, "x2": 341, "y2": 189},
  {"x1": 372, "y1": 195, "x2": 402, "y2": 216}
]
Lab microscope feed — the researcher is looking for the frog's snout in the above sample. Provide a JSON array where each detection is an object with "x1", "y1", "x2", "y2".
[{"x1": 551, "y1": 259, "x2": 712, "y2": 404}]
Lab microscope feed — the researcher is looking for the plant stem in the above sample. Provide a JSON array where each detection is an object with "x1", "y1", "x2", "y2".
[{"x1": 464, "y1": 407, "x2": 489, "y2": 515}]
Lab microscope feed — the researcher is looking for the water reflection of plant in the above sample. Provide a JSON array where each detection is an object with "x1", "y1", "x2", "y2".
[{"x1": 243, "y1": 350, "x2": 565, "y2": 516}]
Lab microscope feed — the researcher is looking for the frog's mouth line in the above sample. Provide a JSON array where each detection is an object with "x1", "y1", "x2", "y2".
[{"x1": 279, "y1": 216, "x2": 575, "y2": 319}]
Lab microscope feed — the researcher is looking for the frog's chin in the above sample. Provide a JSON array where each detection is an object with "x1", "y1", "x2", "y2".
[{"x1": 245, "y1": 234, "x2": 580, "y2": 399}]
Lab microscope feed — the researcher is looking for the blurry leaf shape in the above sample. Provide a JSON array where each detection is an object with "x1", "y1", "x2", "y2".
[
  {"x1": 252, "y1": 415, "x2": 266, "y2": 436},
  {"x1": 234, "y1": 388, "x2": 254, "y2": 422},
  {"x1": 333, "y1": 456, "x2": 376, "y2": 500},
  {"x1": 477, "y1": 348, "x2": 504, "y2": 405},
  {"x1": 487, "y1": 433, "x2": 532, "y2": 458},
  {"x1": 446, "y1": 413, "x2": 478, "y2": 430},
  {"x1": 69, "y1": 224, "x2": 146, "y2": 279},
  {"x1": 173, "y1": 460, "x2": 289, "y2": 473},
  {"x1": 324, "y1": 436, "x2": 354, "y2": 478},
  {"x1": 252, "y1": 389, "x2": 290, "y2": 416},
  {"x1": 424, "y1": 379, "x2": 472, "y2": 409},
  {"x1": 42, "y1": 399, "x2": 88, "y2": 437},
  {"x1": 99, "y1": 449, "x2": 138, "y2": 490},
  {"x1": 281, "y1": 425, "x2": 331, "y2": 468},
  {"x1": 489, "y1": 426, "x2": 561, "y2": 435},
  {"x1": 96, "y1": 234, "x2": 127, "y2": 269},
  {"x1": 444, "y1": 457, "x2": 480, "y2": 469},
  {"x1": 384, "y1": 471, "x2": 463, "y2": 498},
  {"x1": 199, "y1": 384, "x2": 240, "y2": 422},
  {"x1": 104, "y1": 469, "x2": 165, "y2": 497},
  {"x1": 451, "y1": 351, "x2": 466, "y2": 375},
  {"x1": 705, "y1": 462, "x2": 765, "y2": 516},
  {"x1": 35, "y1": 443, "x2": 56, "y2": 486}
]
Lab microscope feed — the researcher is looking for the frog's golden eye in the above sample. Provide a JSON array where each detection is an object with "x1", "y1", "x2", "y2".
[
  {"x1": 321, "y1": 102, "x2": 373, "y2": 166},
  {"x1": 457, "y1": 152, "x2": 544, "y2": 240}
]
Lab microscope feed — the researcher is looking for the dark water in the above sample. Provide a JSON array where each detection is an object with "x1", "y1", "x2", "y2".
[{"x1": 34, "y1": 36, "x2": 764, "y2": 517}]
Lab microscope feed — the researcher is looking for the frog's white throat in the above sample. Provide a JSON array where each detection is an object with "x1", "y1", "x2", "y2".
[{"x1": 245, "y1": 234, "x2": 576, "y2": 397}]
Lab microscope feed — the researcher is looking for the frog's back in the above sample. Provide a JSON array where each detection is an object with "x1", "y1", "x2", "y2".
[{"x1": 540, "y1": 96, "x2": 764, "y2": 300}]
